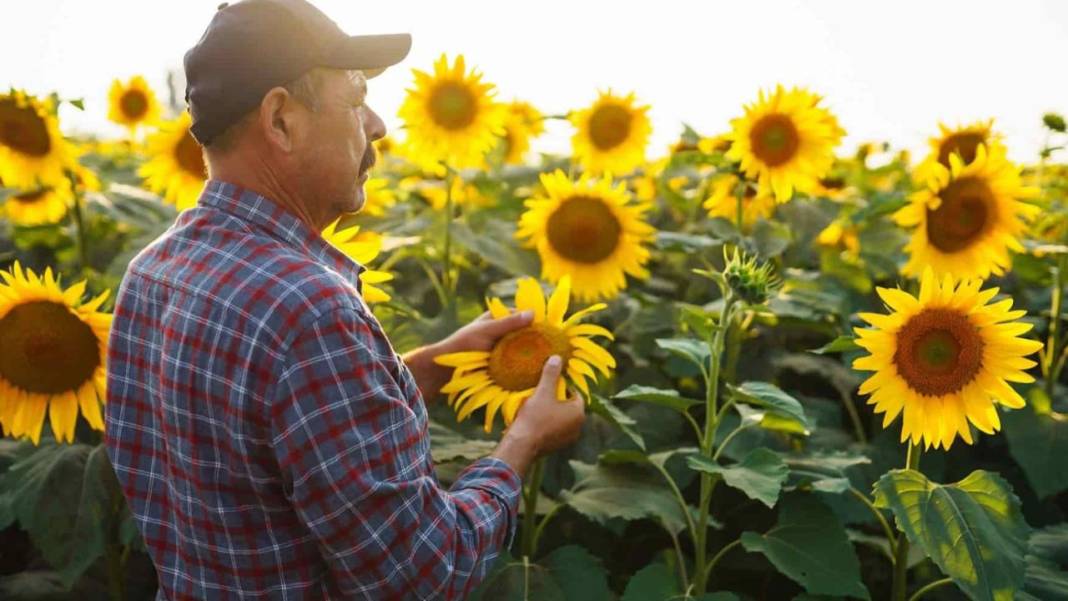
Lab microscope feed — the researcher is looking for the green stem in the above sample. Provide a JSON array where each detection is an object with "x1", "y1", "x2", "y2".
[
  {"x1": 704, "y1": 537, "x2": 742, "y2": 581},
  {"x1": 67, "y1": 170, "x2": 90, "y2": 276},
  {"x1": 105, "y1": 495, "x2": 126, "y2": 601},
  {"x1": 650, "y1": 461, "x2": 699, "y2": 550},
  {"x1": 693, "y1": 297, "x2": 737, "y2": 594},
  {"x1": 906, "y1": 577, "x2": 953, "y2": 601},
  {"x1": 531, "y1": 502, "x2": 564, "y2": 554},
  {"x1": 440, "y1": 168, "x2": 458, "y2": 324},
  {"x1": 1046, "y1": 256, "x2": 1066, "y2": 398},
  {"x1": 712, "y1": 422, "x2": 755, "y2": 462},
  {"x1": 735, "y1": 180, "x2": 745, "y2": 234},
  {"x1": 891, "y1": 444, "x2": 922, "y2": 601},
  {"x1": 665, "y1": 520, "x2": 690, "y2": 591},
  {"x1": 521, "y1": 458, "x2": 545, "y2": 559},
  {"x1": 842, "y1": 386, "x2": 868, "y2": 444},
  {"x1": 848, "y1": 486, "x2": 896, "y2": 557}
]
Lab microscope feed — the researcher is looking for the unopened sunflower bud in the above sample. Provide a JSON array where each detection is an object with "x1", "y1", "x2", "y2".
[
  {"x1": 1044, "y1": 112, "x2": 1066, "y2": 133},
  {"x1": 722, "y1": 248, "x2": 780, "y2": 305}
]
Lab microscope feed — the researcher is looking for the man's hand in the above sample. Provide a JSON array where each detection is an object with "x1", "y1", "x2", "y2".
[
  {"x1": 491, "y1": 355, "x2": 586, "y2": 478},
  {"x1": 402, "y1": 310, "x2": 534, "y2": 401}
]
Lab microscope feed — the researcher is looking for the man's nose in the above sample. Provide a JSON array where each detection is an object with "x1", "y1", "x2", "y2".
[{"x1": 365, "y1": 106, "x2": 386, "y2": 143}]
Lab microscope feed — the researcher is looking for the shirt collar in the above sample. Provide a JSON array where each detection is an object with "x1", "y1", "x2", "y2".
[{"x1": 196, "y1": 179, "x2": 365, "y2": 290}]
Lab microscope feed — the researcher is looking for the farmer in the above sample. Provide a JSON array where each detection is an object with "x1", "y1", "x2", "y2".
[{"x1": 103, "y1": 0, "x2": 585, "y2": 599}]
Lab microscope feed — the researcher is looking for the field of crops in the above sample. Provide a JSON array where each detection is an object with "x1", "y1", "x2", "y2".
[{"x1": 1, "y1": 53, "x2": 1067, "y2": 600}]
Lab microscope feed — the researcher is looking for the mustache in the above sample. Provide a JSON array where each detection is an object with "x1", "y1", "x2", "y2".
[{"x1": 359, "y1": 146, "x2": 377, "y2": 175}]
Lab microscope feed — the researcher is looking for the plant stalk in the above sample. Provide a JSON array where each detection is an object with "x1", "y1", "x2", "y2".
[
  {"x1": 520, "y1": 457, "x2": 545, "y2": 559},
  {"x1": 891, "y1": 443, "x2": 922, "y2": 601},
  {"x1": 67, "y1": 170, "x2": 91, "y2": 277}
]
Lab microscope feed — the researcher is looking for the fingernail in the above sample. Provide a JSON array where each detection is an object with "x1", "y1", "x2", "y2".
[
  {"x1": 519, "y1": 310, "x2": 534, "y2": 320},
  {"x1": 547, "y1": 355, "x2": 561, "y2": 367}
]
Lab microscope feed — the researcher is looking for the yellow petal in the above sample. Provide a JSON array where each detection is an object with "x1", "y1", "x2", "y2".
[
  {"x1": 49, "y1": 392, "x2": 79, "y2": 443},
  {"x1": 546, "y1": 275, "x2": 571, "y2": 326},
  {"x1": 515, "y1": 279, "x2": 546, "y2": 321}
]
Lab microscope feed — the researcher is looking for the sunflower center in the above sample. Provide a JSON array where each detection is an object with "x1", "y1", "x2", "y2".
[
  {"x1": 488, "y1": 323, "x2": 572, "y2": 391},
  {"x1": 893, "y1": 308, "x2": 983, "y2": 396},
  {"x1": 428, "y1": 82, "x2": 477, "y2": 130},
  {"x1": 937, "y1": 132, "x2": 985, "y2": 167},
  {"x1": 749, "y1": 113, "x2": 800, "y2": 167},
  {"x1": 546, "y1": 195, "x2": 623, "y2": 264},
  {"x1": 12, "y1": 189, "x2": 47, "y2": 204},
  {"x1": 587, "y1": 104, "x2": 632, "y2": 151},
  {"x1": 120, "y1": 90, "x2": 148, "y2": 120},
  {"x1": 926, "y1": 176, "x2": 992, "y2": 252},
  {"x1": 0, "y1": 300, "x2": 100, "y2": 394},
  {"x1": 175, "y1": 130, "x2": 206, "y2": 179},
  {"x1": 0, "y1": 99, "x2": 52, "y2": 157}
]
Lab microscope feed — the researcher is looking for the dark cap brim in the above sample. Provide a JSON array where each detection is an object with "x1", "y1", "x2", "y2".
[{"x1": 323, "y1": 33, "x2": 412, "y2": 78}]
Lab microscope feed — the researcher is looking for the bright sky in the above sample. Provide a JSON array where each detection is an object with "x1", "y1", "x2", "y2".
[{"x1": 6, "y1": 0, "x2": 1068, "y2": 163}]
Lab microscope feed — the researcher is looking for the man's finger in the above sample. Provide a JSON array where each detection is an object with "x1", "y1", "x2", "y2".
[
  {"x1": 481, "y1": 309, "x2": 533, "y2": 336},
  {"x1": 534, "y1": 355, "x2": 562, "y2": 395}
]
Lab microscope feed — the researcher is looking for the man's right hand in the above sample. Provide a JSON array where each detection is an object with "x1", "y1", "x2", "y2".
[{"x1": 491, "y1": 355, "x2": 586, "y2": 478}]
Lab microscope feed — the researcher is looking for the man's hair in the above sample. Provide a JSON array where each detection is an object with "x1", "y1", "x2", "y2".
[{"x1": 204, "y1": 68, "x2": 329, "y2": 153}]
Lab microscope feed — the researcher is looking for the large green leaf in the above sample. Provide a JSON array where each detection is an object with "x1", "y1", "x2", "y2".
[
  {"x1": 656, "y1": 338, "x2": 711, "y2": 373},
  {"x1": 60, "y1": 445, "x2": 126, "y2": 587},
  {"x1": 688, "y1": 448, "x2": 788, "y2": 508},
  {"x1": 740, "y1": 494, "x2": 869, "y2": 599},
  {"x1": 621, "y1": 562, "x2": 677, "y2": 601},
  {"x1": 872, "y1": 469, "x2": 1030, "y2": 601},
  {"x1": 615, "y1": 385, "x2": 702, "y2": 414},
  {"x1": 589, "y1": 393, "x2": 646, "y2": 451},
  {"x1": 470, "y1": 546, "x2": 612, "y2": 601},
  {"x1": 428, "y1": 420, "x2": 498, "y2": 463},
  {"x1": 1002, "y1": 405, "x2": 1068, "y2": 499},
  {"x1": 449, "y1": 219, "x2": 540, "y2": 277},
  {"x1": 727, "y1": 381, "x2": 811, "y2": 434},
  {"x1": 786, "y1": 451, "x2": 871, "y2": 495},
  {"x1": 560, "y1": 460, "x2": 688, "y2": 534},
  {"x1": 1022, "y1": 524, "x2": 1068, "y2": 600}
]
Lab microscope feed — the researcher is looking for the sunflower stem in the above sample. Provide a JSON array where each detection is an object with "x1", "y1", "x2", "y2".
[
  {"x1": 1045, "y1": 256, "x2": 1065, "y2": 398},
  {"x1": 848, "y1": 486, "x2": 897, "y2": 557},
  {"x1": 105, "y1": 494, "x2": 127, "y2": 601},
  {"x1": 907, "y1": 577, "x2": 954, "y2": 601},
  {"x1": 520, "y1": 457, "x2": 545, "y2": 559},
  {"x1": 67, "y1": 169, "x2": 91, "y2": 277},
  {"x1": 734, "y1": 179, "x2": 746, "y2": 234},
  {"x1": 693, "y1": 295, "x2": 737, "y2": 594},
  {"x1": 441, "y1": 168, "x2": 457, "y2": 323},
  {"x1": 891, "y1": 443, "x2": 922, "y2": 601}
]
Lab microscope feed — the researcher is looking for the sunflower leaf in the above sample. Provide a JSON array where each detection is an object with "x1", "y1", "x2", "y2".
[
  {"x1": 614, "y1": 384, "x2": 701, "y2": 415},
  {"x1": 1003, "y1": 405, "x2": 1068, "y2": 498},
  {"x1": 741, "y1": 493, "x2": 870, "y2": 600},
  {"x1": 727, "y1": 381, "x2": 811, "y2": 434},
  {"x1": 655, "y1": 338, "x2": 711, "y2": 374},
  {"x1": 468, "y1": 545, "x2": 611, "y2": 601},
  {"x1": 588, "y1": 394, "x2": 646, "y2": 451},
  {"x1": 872, "y1": 469, "x2": 1030, "y2": 601},
  {"x1": 688, "y1": 448, "x2": 789, "y2": 508},
  {"x1": 561, "y1": 460, "x2": 688, "y2": 535},
  {"x1": 809, "y1": 335, "x2": 860, "y2": 355}
]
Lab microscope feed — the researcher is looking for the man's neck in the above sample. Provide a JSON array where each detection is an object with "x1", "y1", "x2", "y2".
[{"x1": 207, "y1": 156, "x2": 327, "y2": 232}]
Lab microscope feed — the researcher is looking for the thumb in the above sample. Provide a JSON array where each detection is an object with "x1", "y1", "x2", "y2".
[
  {"x1": 483, "y1": 309, "x2": 534, "y2": 336},
  {"x1": 534, "y1": 355, "x2": 563, "y2": 396}
]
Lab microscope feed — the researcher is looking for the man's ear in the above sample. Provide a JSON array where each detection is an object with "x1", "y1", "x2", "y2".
[{"x1": 258, "y1": 87, "x2": 300, "y2": 153}]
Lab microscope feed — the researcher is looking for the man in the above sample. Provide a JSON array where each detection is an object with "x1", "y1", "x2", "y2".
[{"x1": 103, "y1": 1, "x2": 585, "y2": 599}]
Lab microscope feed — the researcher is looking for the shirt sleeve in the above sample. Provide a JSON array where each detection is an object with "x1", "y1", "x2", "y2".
[{"x1": 268, "y1": 306, "x2": 521, "y2": 600}]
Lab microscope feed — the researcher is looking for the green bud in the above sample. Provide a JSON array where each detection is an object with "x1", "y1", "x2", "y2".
[
  {"x1": 722, "y1": 247, "x2": 780, "y2": 305},
  {"x1": 1044, "y1": 112, "x2": 1066, "y2": 133}
]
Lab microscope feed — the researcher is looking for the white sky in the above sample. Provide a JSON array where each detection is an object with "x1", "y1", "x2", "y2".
[{"x1": 5, "y1": 0, "x2": 1068, "y2": 163}]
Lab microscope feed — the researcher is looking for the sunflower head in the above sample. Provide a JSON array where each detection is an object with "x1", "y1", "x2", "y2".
[
  {"x1": 108, "y1": 76, "x2": 161, "y2": 131},
  {"x1": 569, "y1": 90, "x2": 652, "y2": 175},
  {"x1": 0, "y1": 90, "x2": 74, "y2": 189},
  {"x1": 3, "y1": 183, "x2": 72, "y2": 226},
  {"x1": 702, "y1": 174, "x2": 776, "y2": 230},
  {"x1": 894, "y1": 144, "x2": 1039, "y2": 280},
  {"x1": 321, "y1": 219, "x2": 394, "y2": 303},
  {"x1": 397, "y1": 54, "x2": 505, "y2": 169},
  {"x1": 726, "y1": 85, "x2": 845, "y2": 202},
  {"x1": 722, "y1": 247, "x2": 779, "y2": 306},
  {"x1": 817, "y1": 219, "x2": 861, "y2": 256},
  {"x1": 517, "y1": 170, "x2": 655, "y2": 302},
  {"x1": 853, "y1": 267, "x2": 1042, "y2": 450},
  {"x1": 0, "y1": 262, "x2": 111, "y2": 445},
  {"x1": 434, "y1": 276, "x2": 615, "y2": 432},
  {"x1": 499, "y1": 100, "x2": 545, "y2": 165},
  {"x1": 138, "y1": 111, "x2": 206, "y2": 210},
  {"x1": 914, "y1": 120, "x2": 1003, "y2": 182}
]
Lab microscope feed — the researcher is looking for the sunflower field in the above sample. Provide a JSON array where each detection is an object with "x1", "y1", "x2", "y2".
[{"x1": 1, "y1": 52, "x2": 1068, "y2": 601}]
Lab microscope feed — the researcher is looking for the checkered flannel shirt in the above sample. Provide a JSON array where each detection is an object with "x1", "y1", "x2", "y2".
[{"x1": 104, "y1": 180, "x2": 521, "y2": 600}]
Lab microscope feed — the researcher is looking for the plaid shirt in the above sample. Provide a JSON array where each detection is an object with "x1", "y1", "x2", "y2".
[{"x1": 104, "y1": 180, "x2": 521, "y2": 600}]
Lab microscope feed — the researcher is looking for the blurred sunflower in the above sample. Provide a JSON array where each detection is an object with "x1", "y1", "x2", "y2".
[
  {"x1": 853, "y1": 267, "x2": 1042, "y2": 450},
  {"x1": 419, "y1": 176, "x2": 494, "y2": 210},
  {"x1": 0, "y1": 90, "x2": 73, "y2": 189},
  {"x1": 817, "y1": 219, "x2": 860, "y2": 256},
  {"x1": 726, "y1": 85, "x2": 844, "y2": 202},
  {"x1": 107, "y1": 75, "x2": 161, "y2": 132},
  {"x1": 500, "y1": 101, "x2": 545, "y2": 165},
  {"x1": 434, "y1": 276, "x2": 614, "y2": 432},
  {"x1": 138, "y1": 111, "x2": 206, "y2": 210},
  {"x1": 517, "y1": 170, "x2": 655, "y2": 302},
  {"x1": 570, "y1": 90, "x2": 651, "y2": 175},
  {"x1": 357, "y1": 177, "x2": 397, "y2": 217},
  {"x1": 321, "y1": 219, "x2": 394, "y2": 303},
  {"x1": 398, "y1": 54, "x2": 505, "y2": 169},
  {"x1": 894, "y1": 144, "x2": 1038, "y2": 280},
  {"x1": 3, "y1": 184, "x2": 71, "y2": 226},
  {"x1": 703, "y1": 174, "x2": 776, "y2": 230},
  {"x1": 0, "y1": 262, "x2": 110, "y2": 445},
  {"x1": 914, "y1": 120, "x2": 1003, "y2": 182}
]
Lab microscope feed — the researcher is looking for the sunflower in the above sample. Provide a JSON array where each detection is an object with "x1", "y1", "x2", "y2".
[
  {"x1": 0, "y1": 262, "x2": 110, "y2": 445},
  {"x1": 3, "y1": 184, "x2": 71, "y2": 226},
  {"x1": 107, "y1": 76, "x2": 161, "y2": 132},
  {"x1": 853, "y1": 267, "x2": 1042, "y2": 450},
  {"x1": 357, "y1": 177, "x2": 397, "y2": 217},
  {"x1": 703, "y1": 174, "x2": 776, "y2": 230},
  {"x1": 398, "y1": 54, "x2": 505, "y2": 169},
  {"x1": 817, "y1": 219, "x2": 861, "y2": 256},
  {"x1": 434, "y1": 276, "x2": 614, "y2": 432},
  {"x1": 569, "y1": 90, "x2": 651, "y2": 175},
  {"x1": 321, "y1": 219, "x2": 394, "y2": 303},
  {"x1": 726, "y1": 85, "x2": 845, "y2": 202},
  {"x1": 517, "y1": 170, "x2": 655, "y2": 302},
  {"x1": 138, "y1": 111, "x2": 206, "y2": 210},
  {"x1": 0, "y1": 90, "x2": 74, "y2": 189},
  {"x1": 894, "y1": 144, "x2": 1038, "y2": 280},
  {"x1": 500, "y1": 100, "x2": 545, "y2": 165},
  {"x1": 419, "y1": 176, "x2": 494, "y2": 210},
  {"x1": 914, "y1": 120, "x2": 1003, "y2": 181}
]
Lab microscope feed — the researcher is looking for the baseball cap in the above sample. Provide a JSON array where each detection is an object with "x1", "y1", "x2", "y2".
[{"x1": 183, "y1": 0, "x2": 411, "y2": 145}]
